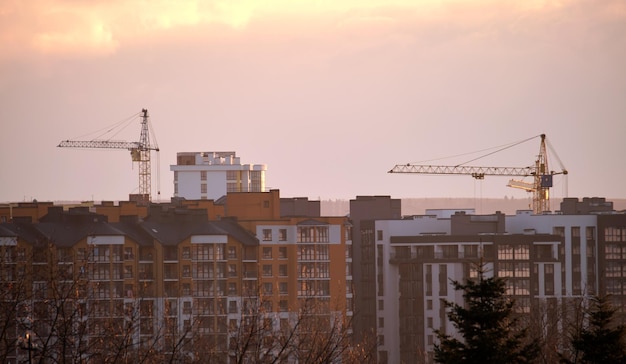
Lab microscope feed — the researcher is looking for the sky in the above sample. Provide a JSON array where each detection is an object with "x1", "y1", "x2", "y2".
[{"x1": 1, "y1": 0, "x2": 625, "y2": 204}]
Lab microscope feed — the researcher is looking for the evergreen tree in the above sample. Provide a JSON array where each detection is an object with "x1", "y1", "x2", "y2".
[
  {"x1": 562, "y1": 295, "x2": 626, "y2": 364},
  {"x1": 434, "y1": 268, "x2": 539, "y2": 364}
]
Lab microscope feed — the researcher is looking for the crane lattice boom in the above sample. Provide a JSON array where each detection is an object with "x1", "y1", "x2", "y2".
[
  {"x1": 389, "y1": 134, "x2": 567, "y2": 214},
  {"x1": 58, "y1": 140, "x2": 141, "y2": 149},
  {"x1": 388, "y1": 164, "x2": 534, "y2": 177},
  {"x1": 58, "y1": 109, "x2": 160, "y2": 205}
]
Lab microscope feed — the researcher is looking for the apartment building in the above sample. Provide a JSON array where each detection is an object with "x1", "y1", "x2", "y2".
[
  {"x1": 170, "y1": 152, "x2": 267, "y2": 200},
  {"x1": 364, "y1": 198, "x2": 626, "y2": 364},
  {"x1": 225, "y1": 191, "x2": 352, "y2": 331},
  {"x1": 0, "y1": 192, "x2": 350, "y2": 363}
]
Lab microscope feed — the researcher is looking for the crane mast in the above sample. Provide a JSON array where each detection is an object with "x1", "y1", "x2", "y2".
[
  {"x1": 58, "y1": 109, "x2": 160, "y2": 205},
  {"x1": 388, "y1": 134, "x2": 567, "y2": 214},
  {"x1": 136, "y1": 109, "x2": 153, "y2": 204}
]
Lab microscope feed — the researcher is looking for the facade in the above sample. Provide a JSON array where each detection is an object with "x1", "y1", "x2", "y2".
[
  {"x1": 225, "y1": 191, "x2": 352, "y2": 332},
  {"x1": 5, "y1": 194, "x2": 626, "y2": 363},
  {"x1": 348, "y1": 196, "x2": 401, "y2": 344},
  {"x1": 0, "y1": 192, "x2": 351, "y2": 363},
  {"x1": 360, "y1": 198, "x2": 626, "y2": 364},
  {"x1": 170, "y1": 152, "x2": 267, "y2": 200}
]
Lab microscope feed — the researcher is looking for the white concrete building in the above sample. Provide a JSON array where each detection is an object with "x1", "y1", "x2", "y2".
[
  {"x1": 373, "y1": 209, "x2": 599, "y2": 364},
  {"x1": 170, "y1": 152, "x2": 267, "y2": 200}
]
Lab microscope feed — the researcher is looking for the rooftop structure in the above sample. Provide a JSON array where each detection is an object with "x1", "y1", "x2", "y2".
[{"x1": 171, "y1": 152, "x2": 267, "y2": 200}]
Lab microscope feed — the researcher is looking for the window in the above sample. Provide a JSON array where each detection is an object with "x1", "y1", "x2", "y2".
[
  {"x1": 499, "y1": 262, "x2": 514, "y2": 277},
  {"x1": 279, "y1": 264, "x2": 287, "y2": 277},
  {"x1": 227, "y1": 182, "x2": 238, "y2": 192},
  {"x1": 200, "y1": 171, "x2": 207, "y2": 181},
  {"x1": 606, "y1": 244, "x2": 622, "y2": 260},
  {"x1": 263, "y1": 282, "x2": 273, "y2": 294},
  {"x1": 263, "y1": 229, "x2": 272, "y2": 241},
  {"x1": 165, "y1": 299, "x2": 177, "y2": 316},
  {"x1": 124, "y1": 247, "x2": 134, "y2": 260},
  {"x1": 379, "y1": 317, "x2": 384, "y2": 328},
  {"x1": 228, "y1": 282, "x2": 237, "y2": 295},
  {"x1": 553, "y1": 226, "x2": 565, "y2": 237},
  {"x1": 439, "y1": 265, "x2": 448, "y2": 296},
  {"x1": 515, "y1": 245, "x2": 529, "y2": 259},
  {"x1": 163, "y1": 246, "x2": 178, "y2": 261},
  {"x1": 182, "y1": 247, "x2": 190, "y2": 260},
  {"x1": 299, "y1": 263, "x2": 314, "y2": 278},
  {"x1": 229, "y1": 301, "x2": 238, "y2": 313},
  {"x1": 378, "y1": 299, "x2": 384, "y2": 310},
  {"x1": 377, "y1": 230, "x2": 383, "y2": 241},
  {"x1": 279, "y1": 229, "x2": 287, "y2": 241},
  {"x1": 125, "y1": 284, "x2": 134, "y2": 298},
  {"x1": 464, "y1": 245, "x2": 478, "y2": 258},
  {"x1": 228, "y1": 264, "x2": 237, "y2": 277},
  {"x1": 317, "y1": 227, "x2": 329, "y2": 242},
  {"x1": 263, "y1": 247, "x2": 272, "y2": 259},
  {"x1": 298, "y1": 227, "x2": 313, "y2": 243},
  {"x1": 278, "y1": 247, "x2": 287, "y2": 259},
  {"x1": 606, "y1": 262, "x2": 622, "y2": 277},
  {"x1": 318, "y1": 263, "x2": 330, "y2": 278},
  {"x1": 498, "y1": 245, "x2": 514, "y2": 260},
  {"x1": 279, "y1": 282, "x2": 288, "y2": 294},
  {"x1": 193, "y1": 281, "x2": 214, "y2": 297},
  {"x1": 263, "y1": 265, "x2": 272, "y2": 277},
  {"x1": 605, "y1": 227, "x2": 622, "y2": 242},
  {"x1": 182, "y1": 265, "x2": 190, "y2": 278},
  {"x1": 182, "y1": 283, "x2": 191, "y2": 296},
  {"x1": 124, "y1": 265, "x2": 133, "y2": 279},
  {"x1": 91, "y1": 264, "x2": 110, "y2": 280},
  {"x1": 201, "y1": 184, "x2": 207, "y2": 193},
  {"x1": 441, "y1": 245, "x2": 458, "y2": 258},
  {"x1": 279, "y1": 300, "x2": 288, "y2": 312},
  {"x1": 183, "y1": 301, "x2": 192, "y2": 314},
  {"x1": 318, "y1": 245, "x2": 329, "y2": 260},
  {"x1": 193, "y1": 262, "x2": 213, "y2": 278},
  {"x1": 228, "y1": 246, "x2": 236, "y2": 259},
  {"x1": 226, "y1": 170, "x2": 238, "y2": 180}
]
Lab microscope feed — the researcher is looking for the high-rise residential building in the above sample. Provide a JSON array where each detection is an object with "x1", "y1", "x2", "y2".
[
  {"x1": 170, "y1": 152, "x2": 267, "y2": 200},
  {"x1": 348, "y1": 196, "x2": 401, "y2": 344},
  {"x1": 362, "y1": 198, "x2": 626, "y2": 364}
]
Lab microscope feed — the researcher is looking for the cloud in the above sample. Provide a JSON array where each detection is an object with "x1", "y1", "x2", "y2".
[{"x1": 0, "y1": 0, "x2": 623, "y2": 61}]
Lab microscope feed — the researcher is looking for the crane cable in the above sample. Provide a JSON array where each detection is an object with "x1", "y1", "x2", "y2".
[
  {"x1": 65, "y1": 112, "x2": 141, "y2": 141},
  {"x1": 410, "y1": 134, "x2": 540, "y2": 166},
  {"x1": 147, "y1": 113, "x2": 161, "y2": 200},
  {"x1": 456, "y1": 135, "x2": 540, "y2": 167}
]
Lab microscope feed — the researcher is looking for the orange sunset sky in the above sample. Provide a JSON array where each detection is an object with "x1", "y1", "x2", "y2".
[{"x1": 1, "y1": 0, "x2": 625, "y2": 203}]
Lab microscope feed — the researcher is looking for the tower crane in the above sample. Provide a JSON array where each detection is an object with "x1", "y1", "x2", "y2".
[
  {"x1": 58, "y1": 109, "x2": 160, "y2": 205},
  {"x1": 388, "y1": 134, "x2": 568, "y2": 214}
]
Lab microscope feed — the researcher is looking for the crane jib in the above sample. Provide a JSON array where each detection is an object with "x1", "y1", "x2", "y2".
[{"x1": 388, "y1": 165, "x2": 535, "y2": 176}]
